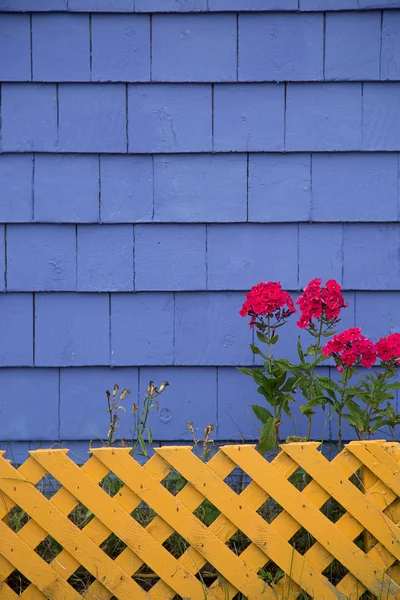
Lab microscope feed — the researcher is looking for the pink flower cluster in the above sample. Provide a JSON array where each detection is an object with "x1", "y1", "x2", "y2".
[
  {"x1": 322, "y1": 328, "x2": 376, "y2": 369},
  {"x1": 376, "y1": 333, "x2": 400, "y2": 363},
  {"x1": 296, "y1": 278, "x2": 348, "y2": 329},
  {"x1": 240, "y1": 281, "x2": 296, "y2": 327}
]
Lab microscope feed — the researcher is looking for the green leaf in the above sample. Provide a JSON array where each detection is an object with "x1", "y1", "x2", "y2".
[
  {"x1": 271, "y1": 335, "x2": 279, "y2": 345},
  {"x1": 371, "y1": 418, "x2": 389, "y2": 432},
  {"x1": 282, "y1": 395, "x2": 294, "y2": 417},
  {"x1": 297, "y1": 337, "x2": 305, "y2": 362},
  {"x1": 274, "y1": 371, "x2": 287, "y2": 389},
  {"x1": 299, "y1": 361, "x2": 312, "y2": 372},
  {"x1": 316, "y1": 354, "x2": 330, "y2": 365},
  {"x1": 282, "y1": 376, "x2": 297, "y2": 393},
  {"x1": 237, "y1": 367, "x2": 254, "y2": 376},
  {"x1": 259, "y1": 376, "x2": 278, "y2": 396},
  {"x1": 318, "y1": 376, "x2": 340, "y2": 392},
  {"x1": 300, "y1": 404, "x2": 316, "y2": 417},
  {"x1": 322, "y1": 330, "x2": 336, "y2": 337},
  {"x1": 137, "y1": 429, "x2": 147, "y2": 457},
  {"x1": 251, "y1": 404, "x2": 273, "y2": 424},
  {"x1": 146, "y1": 426, "x2": 153, "y2": 445},
  {"x1": 250, "y1": 343, "x2": 261, "y2": 355},
  {"x1": 344, "y1": 400, "x2": 369, "y2": 430},
  {"x1": 343, "y1": 413, "x2": 365, "y2": 431},
  {"x1": 256, "y1": 331, "x2": 268, "y2": 344},
  {"x1": 258, "y1": 418, "x2": 277, "y2": 455},
  {"x1": 306, "y1": 345, "x2": 317, "y2": 356}
]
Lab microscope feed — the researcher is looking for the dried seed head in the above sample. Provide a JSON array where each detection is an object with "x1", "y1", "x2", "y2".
[
  {"x1": 120, "y1": 388, "x2": 131, "y2": 401},
  {"x1": 187, "y1": 421, "x2": 195, "y2": 435},
  {"x1": 158, "y1": 381, "x2": 169, "y2": 394},
  {"x1": 204, "y1": 423, "x2": 214, "y2": 438},
  {"x1": 112, "y1": 384, "x2": 119, "y2": 397},
  {"x1": 106, "y1": 389, "x2": 110, "y2": 400},
  {"x1": 132, "y1": 402, "x2": 139, "y2": 415}
]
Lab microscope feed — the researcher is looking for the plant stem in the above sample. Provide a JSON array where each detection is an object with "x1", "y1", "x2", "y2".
[
  {"x1": 307, "y1": 416, "x2": 312, "y2": 441},
  {"x1": 107, "y1": 396, "x2": 113, "y2": 447},
  {"x1": 267, "y1": 315, "x2": 272, "y2": 375},
  {"x1": 306, "y1": 317, "x2": 324, "y2": 441},
  {"x1": 267, "y1": 315, "x2": 280, "y2": 452},
  {"x1": 337, "y1": 367, "x2": 350, "y2": 451}
]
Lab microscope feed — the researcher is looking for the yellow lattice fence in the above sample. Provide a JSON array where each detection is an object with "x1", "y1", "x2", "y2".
[{"x1": 0, "y1": 441, "x2": 400, "y2": 599}]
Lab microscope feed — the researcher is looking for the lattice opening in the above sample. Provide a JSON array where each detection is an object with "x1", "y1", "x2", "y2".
[
  {"x1": 320, "y1": 497, "x2": 346, "y2": 523},
  {"x1": 288, "y1": 527, "x2": 316, "y2": 555},
  {"x1": 321, "y1": 558, "x2": 349, "y2": 586},
  {"x1": 384, "y1": 497, "x2": 400, "y2": 524},
  {"x1": 224, "y1": 467, "x2": 252, "y2": 494},
  {"x1": 349, "y1": 470, "x2": 362, "y2": 490},
  {"x1": 227, "y1": 528, "x2": 252, "y2": 556},
  {"x1": 35, "y1": 473, "x2": 61, "y2": 499},
  {"x1": 224, "y1": 467, "x2": 251, "y2": 494},
  {"x1": 5, "y1": 569, "x2": 31, "y2": 595},
  {"x1": 99, "y1": 472, "x2": 124, "y2": 497},
  {"x1": 194, "y1": 498, "x2": 221, "y2": 526},
  {"x1": 67, "y1": 566, "x2": 95, "y2": 594},
  {"x1": 67, "y1": 502, "x2": 93, "y2": 529},
  {"x1": 296, "y1": 592, "x2": 312, "y2": 599},
  {"x1": 101, "y1": 532, "x2": 127, "y2": 559},
  {"x1": 258, "y1": 559, "x2": 285, "y2": 588},
  {"x1": 353, "y1": 530, "x2": 378, "y2": 553},
  {"x1": 131, "y1": 501, "x2": 157, "y2": 527},
  {"x1": 288, "y1": 467, "x2": 312, "y2": 491},
  {"x1": 195, "y1": 562, "x2": 218, "y2": 587},
  {"x1": 161, "y1": 469, "x2": 187, "y2": 496},
  {"x1": 133, "y1": 563, "x2": 160, "y2": 591},
  {"x1": 6, "y1": 504, "x2": 30, "y2": 532},
  {"x1": 257, "y1": 496, "x2": 284, "y2": 523},
  {"x1": 359, "y1": 592, "x2": 378, "y2": 600},
  {"x1": 163, "y1": 531, "x2": 189, "y2": 558},
  {"x1": 34, "y1": 535, "x2": 62, "y2": 563}
]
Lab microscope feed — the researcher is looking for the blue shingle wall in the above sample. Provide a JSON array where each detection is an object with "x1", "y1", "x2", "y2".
[{"x1": 1, "y1": 2, "x2": 400, "y2": 458}]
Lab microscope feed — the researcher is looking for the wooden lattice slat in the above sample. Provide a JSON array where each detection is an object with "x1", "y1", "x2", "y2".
[{"x1": 0, "y1": 441, "x2": 399, "y2": 599}]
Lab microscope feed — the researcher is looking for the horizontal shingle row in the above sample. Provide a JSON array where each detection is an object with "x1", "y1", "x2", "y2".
[
  {"x1": 1, "y1": 0, "x2": 400, "y2": 12},
  {"x1": 0, "y1": 290, "x2": 399, "y2": 368},
  {"x1": 2, "y1": 82, "x2": 400, "y2": 152},
  {"x1": 1, "y1": 223, "x2": 400, "y2": 292},
  {"x1": 1, "y1": 365, "x2": 348, "y2": 444},
  {"x1": 2, "y1": 153, "x2": 399, "y2": 224},
  {"x1": 2, "y1": 12, "x2": 400, "y2": 82}
]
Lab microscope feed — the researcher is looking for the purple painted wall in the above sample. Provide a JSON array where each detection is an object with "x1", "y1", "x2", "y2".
[{"x1": 1, "y1": 0, "x2": 400, "y2": 460}]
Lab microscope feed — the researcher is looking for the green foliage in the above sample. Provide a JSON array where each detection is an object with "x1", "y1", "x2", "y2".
[
  {"x1": 344, "y1": 368, "x2": 400, "y2": 440},
  {"x1": 238, "y1": 322, "x2": 296, "y2": 453}
]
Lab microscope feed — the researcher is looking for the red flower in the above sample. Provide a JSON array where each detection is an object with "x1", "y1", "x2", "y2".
[
  {"x1": 296, "y1": 278, "x2": 348, "y2": 329},
  {"x1": 240, "y1": 281, "x2": 296, "y2": 328},
  {"x1": 376, "y1": 333, "x2": 400, "y2": 363},
  {"x1": 323, "y1": 328, "x2": 376, "y2": 370}
]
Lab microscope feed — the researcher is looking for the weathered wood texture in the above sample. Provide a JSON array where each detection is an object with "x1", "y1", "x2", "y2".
[{"x1": 0, "y1": 441, "x2": 399, "y2": 599}]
